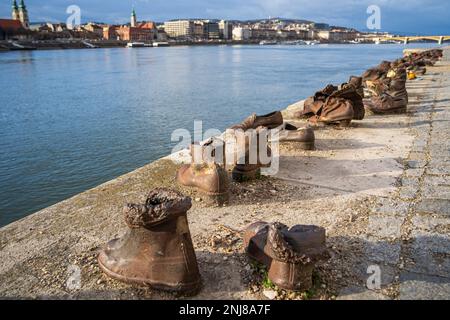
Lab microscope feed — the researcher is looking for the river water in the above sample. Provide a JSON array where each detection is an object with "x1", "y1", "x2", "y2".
[{"x1": 0, "y1": 43, "x2": 438, "y2": 227}]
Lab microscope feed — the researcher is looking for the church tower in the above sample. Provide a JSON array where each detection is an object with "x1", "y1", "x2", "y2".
[
  {"x1": 18, "y1": 0, "x2": 29, "y2": 29},
  {"x1": 12, "y1": 0, "x2": 20, "y2": 21},
  {"x1": 131, "y1": 8, "x2": 137, "y2": 27}
]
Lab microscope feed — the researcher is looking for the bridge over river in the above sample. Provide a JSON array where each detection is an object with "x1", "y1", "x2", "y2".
[{"x1": 378, "y1": 35, "x2": 450, "y2": 45}]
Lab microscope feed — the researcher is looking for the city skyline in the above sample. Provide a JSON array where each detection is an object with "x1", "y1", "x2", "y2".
[{"x1": 0, "y1": 0, "x2": 449, "y2": 35}]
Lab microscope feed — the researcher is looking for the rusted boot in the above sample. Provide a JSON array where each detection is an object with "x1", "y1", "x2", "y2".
[
  {"x1": 98, "y1": 189, "x2": 201, "y2": 293},
  {"x1": 244, "y1": 222, "x2": 328, "y2": 291},
  {"x1": 232, "y1": 145, "x2": 272, "y2": 182},
  {"x1": 383, "y1": 68, "x2": 408, "y2": 112},
  {"x1": 364, "y1": 79, "x2": 389, "y2": 98},
  {"x1": 231, "y1": 111, "x2": 283, "y2": 131},
  {"x1": 362, "y1": 61, "x2": 391, "y2": 83},
  {"x1": 365, "y1": 67, "x2": 408, "y2": 114},
  {"x1": 177, "y1": 139, "x2": 229, "y2": 206},
  {"x1": 190, "y1": 138, "x2": 226, "y2": 166},
  {"x1": 177, "y1": 162, "x2": 229, "y2": 206},
  {"x1": 348, "y1": 76, "x2": 364, "y2": 99},
  {"x1": 333, "y1": 79, "x2": 365, "y2": 120},
  {"x1": 230, "y1": 128, "x2": 272, "y2": 182},
  {"x1": 232, "y1": 163, "x2": 263, "y2": 182},
  {"x1": 295, "y1": 98, "x2": 323, "y2": 120},
  {"x1": 362, "y1": 61, "x2": 393, "y2": 98},
  {"x1": 348, "y1": 77, "x2": 366, "y2": 120},
  {"x1": 364, "y1": 94, "x2": 394, "y2": 114},
  {"x1": 387, "y1": 68, "x2": 408, "y2": 102},
  {"x1": 275, "y1": 123, "x2": 315, "y2": 150},
  {"x1": 296, "y1": 84, "x2": 338, "y2": 119},
  {"x1": 364, "y1": 93, "x2": 407, "y2": 114},
  {"x1": 316, "y1": 97, "x2": 354, "y2": 127},
  {"x1": 362, "y1": 68, "x2": 382, "y2": 83}
]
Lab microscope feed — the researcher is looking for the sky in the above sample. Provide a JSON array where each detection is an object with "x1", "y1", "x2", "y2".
[{"x1": 1, "y1": 0, "x2": 449, "y2": 35}]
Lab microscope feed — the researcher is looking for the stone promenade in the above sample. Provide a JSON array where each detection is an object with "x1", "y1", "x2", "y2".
[{"x1": 339, "y1": 48, "x2": 450, "y2": 300}]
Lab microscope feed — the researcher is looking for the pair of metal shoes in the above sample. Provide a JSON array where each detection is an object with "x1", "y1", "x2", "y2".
[
  {"x1": 244, "y1": 221, "x2": 328, "y2": 291},
  {"x1": 174, "y1": 133, "x2": 270, "y2": 204},
  {"x1": 297, "y1": 76, "x2": 366, "y2": 127},
  {"x1": 98, "y1": 188, "x2": 328, "y2": 294}
]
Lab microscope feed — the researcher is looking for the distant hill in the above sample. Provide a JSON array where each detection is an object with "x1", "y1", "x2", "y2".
[
  {"x1": 229, "y1": 17, "x2": 314, "y2": 24},
  {"x1": 163, "y1": 17, "x2": 314, "y2": 25}
]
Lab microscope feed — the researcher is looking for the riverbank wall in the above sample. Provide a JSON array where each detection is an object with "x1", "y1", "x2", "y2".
[{"x1": 0, "y1": 39, "x2": 127, "y2": 51}]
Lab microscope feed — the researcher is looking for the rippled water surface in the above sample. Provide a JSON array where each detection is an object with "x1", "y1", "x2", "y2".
[{"x1": 0, "y1": 43, "x2": 438, "y2": 226}]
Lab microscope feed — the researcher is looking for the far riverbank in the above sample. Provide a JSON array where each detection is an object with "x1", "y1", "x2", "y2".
[{"x1": 0, "y1": 38, "x2": 440, "y2": 52}]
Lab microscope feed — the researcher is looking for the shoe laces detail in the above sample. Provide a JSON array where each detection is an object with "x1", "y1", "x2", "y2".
[
  {"x1": 267, "y1": 223, "x2": 311, "y2": 265},
  {"x1": 124, "y1": 188, "x2": 192, "y2": 228}
]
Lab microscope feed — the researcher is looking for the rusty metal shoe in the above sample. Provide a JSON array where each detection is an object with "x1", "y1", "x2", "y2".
[
  {"x1": 348, "y1": 77, "x2": 366, "y2": 120},
  {"x1": 317, "y1": 97, "x2": 354, "y2": 127},
  {"x1": 362, "y1": 68, "x2": 382, "y2": 83},
  {"x1": 229, "y1": 127, "x2": 273, "y2": 182},
  {"x1": 299, "y1": 84, "x2": 338, "y2": 119},
  {"x1": 232, "y1": 163, "x2": 262, "y2": 182},
  {"x1": 384, "y1": 67, "x2": 408, "y2": 112},
  {"x1": 190, "y1": 138, "x2": 227, "y2": 166},
  {"x1": 333, "y1": 81, "x2": 365, "y2": 121},
  {"x1": 296, "y1": 98, "x2": 323, "y2": 119},
  {"x1": 364, "y1": 78, "x2": 389, "y2": 98},
  {"x1": 362, "y1": 61, "x2": 392, "y2": 88},
  {"x1": 348, "y1": 76, "x2": 364, "y2": 98},
  {"x1": 177, "y1": 162, "x2": 229, "y2": 206},
  {"x1": 244, "y1": 222, "x2": 328, "y2": 291},
  {"x1": 377, "y1": 60, "x2": 392, "y2": 73},
  {"x1": 98, "y1": 189, "x2": 201, "y2": 293},
  {"x1": 276, "y1": 123, "x2": 315, "y2": 150},
  {"x1": 318, "y1": 84, "x2": 339, "y2": 96},
  {"x1": 232, "y1": 145, "x2": 272, "y2": 182},
  {"x1": 364, "y1": 93, "x2": 406, "y2": 114},
  {"x1": 231, "y1": 111, "x2": 283, "y2": 131}
]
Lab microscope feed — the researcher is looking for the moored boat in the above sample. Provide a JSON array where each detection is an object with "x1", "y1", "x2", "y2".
[
  {"x1": 153, "y1": 42, "x2": 170, "y2": 47},
  {"x1": 259, "y1": 40, "x2": 278, "y2": 45},
  {"x1": 126, "y1": 42, "x2": 145, "y2": 48},
  {"x1": 304, "y1": 40, "x2": 320, "y2": 45}
]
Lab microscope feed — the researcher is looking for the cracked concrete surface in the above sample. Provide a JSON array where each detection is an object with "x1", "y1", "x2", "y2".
[{"x1": 0, "y1": 47, "x2": 449, "y2": 300}]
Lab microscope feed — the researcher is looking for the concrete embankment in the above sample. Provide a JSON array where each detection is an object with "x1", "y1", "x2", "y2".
[
  {"x1": 0, "y1": 39, "x2": 260, "y2": 51},
  {"x1": 0, "y1": 39, "x2": 381, "y2": 52},
  {"x1": 0, "y1": 47, "x2": 449, "y2": 300}
]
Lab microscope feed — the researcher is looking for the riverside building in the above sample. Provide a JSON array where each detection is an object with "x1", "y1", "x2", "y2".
[
  {"x1": 191, "y1": 20, "x2": 220, "y2": 40},
  {"x1": 219, "y1": 20, "x2": 232, "y2": 40},
  {"x1": 164, "y1": 20, "x2": 194, "y2": 39},
  {"x1": 0, "y1": 0, "x2": 29, "y2": 40},
  {"x1": 11, "y1": 0, "x2": 29, "y2": 29},
  {"x1": 232, "y1": 26, "x2": 251, "y2": 41},
  {"x1": 0, "y1": 19, "x2": 23, "y2": 40},
  {"x1": 203, "y1": 21, "x2": 220, "y2": 40},
  {"x1": 103, "y1": 8, "x2": 156, "y2": 42}
]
